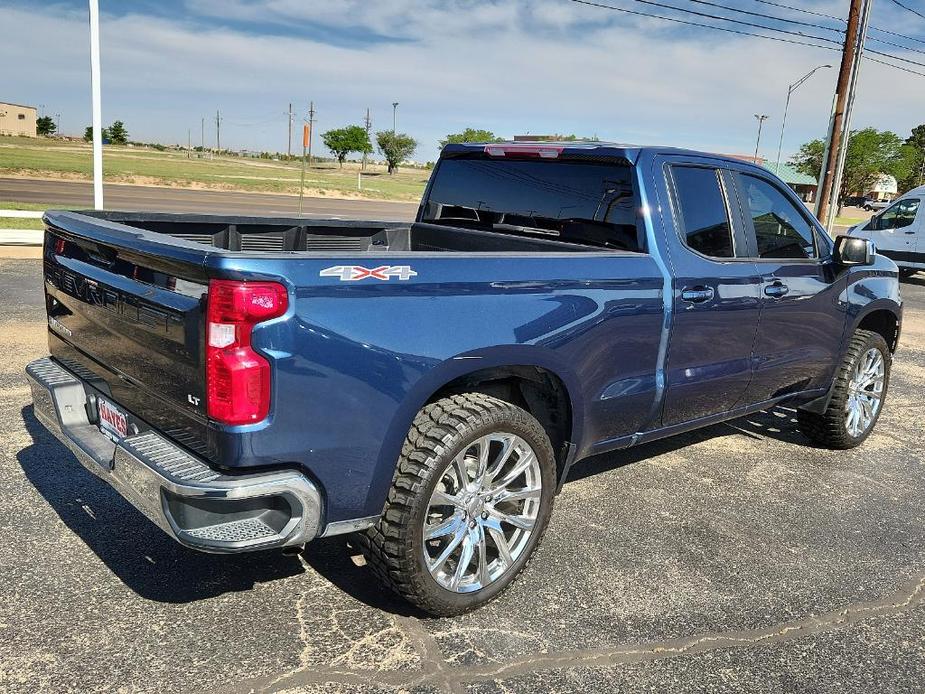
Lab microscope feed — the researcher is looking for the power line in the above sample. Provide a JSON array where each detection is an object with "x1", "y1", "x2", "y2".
[
  {"x1": 684, "y1": 0, "x2": 844, "y2": 33},
  {"x1": 749, "y1": 1, "x2": 925, "y2": 49},
  {"x1": 867, "y1": 33, "x2": 925, "y2": 55},
  {"x1": 868, "y1": 46, "x2": 925, "y2": 68},
  {"x1": 568, "y1": 0, "x2": 841, "y2": 50},
  {"x1": 749, "y1": 0, "x2": 846, "y2": 23},
  {"x1": 607, "y1": 0, "x2": 845, "y2": 44},
  {"x1": 865, "y1": 53, "x2": 925, "y2": 77},
  {"x1": 886, "y1": 0, "x2": 925, "y2": 21},
  {"x1": 868, "y1": 24, "x2": 925, "y2": 47}
]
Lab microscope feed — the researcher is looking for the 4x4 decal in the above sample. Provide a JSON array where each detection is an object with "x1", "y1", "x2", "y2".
[{"x1": 320, "y1": 265, "x2": 418, "y2": 281}]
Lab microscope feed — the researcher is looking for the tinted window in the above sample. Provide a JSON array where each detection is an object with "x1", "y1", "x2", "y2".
[
  {"x1": 421, "y1": 158, "x2": 641, "y2": 251},
  {"x1": 879, "y1": 198, "x2": 919, "y2": 230},
  {"x1": 671, "y1": 166, "x2": 734, "y2": 258},
  {"x1": 741, "y1": 175, "x2": 816, "y2": 259}
]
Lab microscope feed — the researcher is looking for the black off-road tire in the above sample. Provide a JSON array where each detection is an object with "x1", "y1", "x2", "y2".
[
  {"x1": 797, "y1": 329, "x2": 891, "y2": 449},
  {"x1": 355, "y1": 393, "x2": 556, "y2": 616}
]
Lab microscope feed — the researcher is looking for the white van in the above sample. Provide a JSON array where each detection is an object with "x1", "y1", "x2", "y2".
[{"x1": 849, "y1": 185, "x2": 924, "y2": 278}]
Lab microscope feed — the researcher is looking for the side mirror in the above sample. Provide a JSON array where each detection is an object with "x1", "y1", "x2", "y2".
[{"x1": 834, "y1": 235, "x2": 875, "y2": 266}]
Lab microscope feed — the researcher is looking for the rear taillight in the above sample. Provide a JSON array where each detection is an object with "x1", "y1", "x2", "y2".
[{"x1": 206, "y1": 279, "x2": 288, "y2": 425}]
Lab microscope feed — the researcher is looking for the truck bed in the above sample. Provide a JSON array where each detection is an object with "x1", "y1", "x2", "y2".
[{"x1": 58, "y1": 210, "x2": 596, "y2": 255}]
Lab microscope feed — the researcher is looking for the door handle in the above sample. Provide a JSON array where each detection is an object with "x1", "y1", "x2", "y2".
[
  {"x1": 681, "y1": 286, "x2": 715, "y2": 303},
  {"x1": 904, "y1": 231, "x2": 916, "y2": 234},
  {"x1": 764, "y1": 282, "x2": 789, "y2": 298}
]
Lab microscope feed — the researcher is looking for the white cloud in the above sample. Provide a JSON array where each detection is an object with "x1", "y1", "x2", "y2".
[{"x1": 0, "y1": 1, "x2": 918, "y2": 163}]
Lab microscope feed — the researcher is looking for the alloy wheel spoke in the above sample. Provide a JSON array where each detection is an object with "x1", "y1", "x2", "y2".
[
  {"x1": 450, "y1": 533, "x2": 475, "y2": 590},
  {"x1": 488, "y1": 527, "x2": 514, "y2": 569},
  {"x1": 493, "y1": 486, "x2": 542, "y2": 504},
  {"x1": 477, "y1": 525, "x2": 490, "y2": 587},
  {"x1": 451, "y1": 451, "x2": 471, "y2": 492},
  {"x1": 490, "y1": 507, "x2": 536, "y2": 531},
  {"x1": 485, "y1": 434, "x2": 516, "y2": 481},
  {"x1": 491, "y1": 451, "x2": 535, "y2": 492},
  {"x1": 430, "y1": 489, "x2": 463, "y2": 508},
  {"x1": 424, "y1": 515, "x2": 463, "y2": 541},
  {"x1": 428, "y1": 524, "x2": 467, "y2": 573}
]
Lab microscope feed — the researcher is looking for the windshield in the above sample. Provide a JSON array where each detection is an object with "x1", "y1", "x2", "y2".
[{"x1": 420, "y1": 157, "x2": 643, "y2": 251}]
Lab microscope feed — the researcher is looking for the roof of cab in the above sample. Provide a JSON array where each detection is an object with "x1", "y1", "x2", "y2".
[{"x1": 439, "y1": 141, "x2": 772, "y2": 171}]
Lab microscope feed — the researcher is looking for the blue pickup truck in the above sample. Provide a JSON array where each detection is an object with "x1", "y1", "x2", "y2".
[{"x1": 27, "y1": 142, "x2": 902, "y2": 615}]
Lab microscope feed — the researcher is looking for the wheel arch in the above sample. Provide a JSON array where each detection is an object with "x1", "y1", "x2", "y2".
[
  {"x1": 365, "y1": 348, "x2": 583, "y2": 516},
  {"x1": 854, "y1": 306, "x2": 901, "y2": 353}
]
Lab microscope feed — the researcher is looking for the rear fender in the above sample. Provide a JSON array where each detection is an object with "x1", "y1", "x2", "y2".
[{"x1": 363, "y1": 346, "x2": 582, "y2": 516}]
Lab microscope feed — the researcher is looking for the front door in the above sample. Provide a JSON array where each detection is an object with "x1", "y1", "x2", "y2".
[
  {"x1": 731, "y1": 171, "x2": 847, "y2": 404},
  {"x1": 659, "y1": 160, "x2": 763, "y2": 426}
]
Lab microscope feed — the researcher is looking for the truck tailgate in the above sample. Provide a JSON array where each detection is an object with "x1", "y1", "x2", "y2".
[{"x1": 42, "y1": 212, "x2": 213, "y2": 457}]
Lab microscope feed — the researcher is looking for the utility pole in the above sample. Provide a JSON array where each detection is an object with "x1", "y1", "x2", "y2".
[
  {"x1": 215, "y1": 109, "x2": 222, "y2": 155},
  {"x1": 201, "y1": 117, "x2": 205, "y2": 153},
  {"x1": 753, "y1": 114, "x2": 769, "y2": 163},
  {"x1": 55, "y1": 113, "x2": 61, "y2": 135},
  {"x1": 392, "y1": 102, "x2": 399, "y2": 132},
  {"x1": 187, "y1": 128, "x2": 191, "y2": 159},
  {"x1": 287, "y1": 102, "x2": 293, "y2": 158},
  {"x1": 362, "y1": 107, "x2": 372, "y2": 171},
  {"x1": 306, "y1": 101, "x2": 316, "y2": 165},
  {"x1": 815, "y1": 0, "x2": 866, "y2": 228}
]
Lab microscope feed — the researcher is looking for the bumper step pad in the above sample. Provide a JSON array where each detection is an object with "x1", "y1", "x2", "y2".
[{"x1": 26, "y1": 356, "x2": 323, "y2": 553}]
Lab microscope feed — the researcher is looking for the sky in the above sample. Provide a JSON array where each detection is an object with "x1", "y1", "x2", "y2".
[{"x1": 0, "y1": 0, "x2": 923, "y2": 163}]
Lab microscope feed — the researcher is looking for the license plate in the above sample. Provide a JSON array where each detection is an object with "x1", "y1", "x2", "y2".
[{"x1": 97, "y1": 397, "x2": 129, "y2": 442}]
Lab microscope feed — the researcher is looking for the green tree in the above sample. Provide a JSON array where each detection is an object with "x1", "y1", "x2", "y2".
[
  {"x1": 36, "y1": 116, "x2": 56, "y2": 136},
  {"x1": 320, "y1": 125, "x2": 372, "y2": 167},
  {"x1": 438, "y1": 128, "x2": 503, "y2": 149},
  {"x1": 107, "y1": 120, "x2": 128, "y2": 145},
  {"x1": 84, "y1": 125, "x2": 110, "y2": 142},
  {"x1": 898, "y1": 124, "x2": 925, "y2": 193},
  {"x1": 376, "y1": 130, "x2": 417, "y2": 174},
  {"x1": 791, "y1": 128, "x2": 917, "y2": 207}
]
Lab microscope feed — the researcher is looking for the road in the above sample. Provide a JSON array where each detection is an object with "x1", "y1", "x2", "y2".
[
  {"x1": 2, "y1": 262, "x2": 924, "y2": 692},
  {"x1": 0, "y1": 177, "x2": 418, "y2": 220}
]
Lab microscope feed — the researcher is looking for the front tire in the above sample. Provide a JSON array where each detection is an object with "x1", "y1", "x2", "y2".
[
  {"x1": 357, "y1": 393, "x2": 556, "y2": 616},
  {"x1": 797, "y1": 329, "x2": 890, "y2": 449}
]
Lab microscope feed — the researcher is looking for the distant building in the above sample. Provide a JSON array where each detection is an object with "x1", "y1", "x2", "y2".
[
  {"x1": 761, "y1": 162, "x2": 818, "y2": 202},
  {"x1": 867, "y1": 174, "x2": 897, "y2": 201},
  {"x1": 0, "y1": 102, "x2": 37, "y2": 137}
]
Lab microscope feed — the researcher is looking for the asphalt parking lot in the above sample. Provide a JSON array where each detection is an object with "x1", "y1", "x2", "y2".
[{"x1": 2, "y1": 258, "x2": 924, "y2": 693}]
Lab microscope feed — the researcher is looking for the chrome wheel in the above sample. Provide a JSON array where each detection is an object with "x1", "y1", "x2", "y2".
[
  {"x1": 422, "y1": 432, "x2": 542, "y2": 593},
  {"x1": 845, "y1": 347, "x2": 885, "y2": 438}
]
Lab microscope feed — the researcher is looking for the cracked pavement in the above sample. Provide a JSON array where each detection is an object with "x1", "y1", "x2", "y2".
[{"x1": 1, "y1": 258, "x2": 924, "y2": 693}]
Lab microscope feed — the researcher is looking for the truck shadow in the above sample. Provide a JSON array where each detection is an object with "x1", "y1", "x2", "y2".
[
  {"x1": 16, "y1": 403, "x2": 813, "y2": 612},
  {"x1": 564, "y1": 406, "x2": 816, "y2": 484}
]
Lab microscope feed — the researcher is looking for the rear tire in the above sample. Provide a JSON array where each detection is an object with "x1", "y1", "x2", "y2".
[
  {"x1": 797, "y1": 329, "x2": 890, "y2": 449},
  {"x1": 357, "y1": 393, "x2": 556, "y2": 616}
]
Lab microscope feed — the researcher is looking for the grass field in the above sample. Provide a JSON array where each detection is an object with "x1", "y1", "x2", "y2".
[
  {"x1": 0, "y1": 201, "x2": 58, "y2": 230},
  {"x1": 0, "y1": 136, "x2": 430, "y2": 202}
]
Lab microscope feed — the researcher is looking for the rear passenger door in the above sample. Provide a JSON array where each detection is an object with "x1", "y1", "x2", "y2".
[
  {"x1": 660, "y1": 160, "x2": 763, "y2": 426},
  {"x1": 730, "y1": 171, "x2": 847, "y2": 405}
]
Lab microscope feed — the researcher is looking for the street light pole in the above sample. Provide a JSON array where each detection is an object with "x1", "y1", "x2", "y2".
[
  {"x1": 775, "y1": 64, "x2": 832, "y2": 170},
  {"x1": 753, "y1": 114, "x2": 769, "y2": 163},
  {"x1": 392, "y1": 102, "x2": 399, "y2": 132},
  {"x1": 88, "y1": 0, "x2": 103, "y2": 210}
]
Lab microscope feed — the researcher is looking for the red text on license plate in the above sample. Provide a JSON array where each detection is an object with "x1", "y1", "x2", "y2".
[{"x1": 98, "y1": 398, "x2": 128, "y2": 439}]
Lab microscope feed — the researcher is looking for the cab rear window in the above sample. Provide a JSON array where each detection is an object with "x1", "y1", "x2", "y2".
[{"x1": 421, "y1": 157, "x2": 644, "y2": 252}]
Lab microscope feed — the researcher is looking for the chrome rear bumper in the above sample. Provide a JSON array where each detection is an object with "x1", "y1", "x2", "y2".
[{"x1": 26, "y1": 357, "x2": 323, "y2": 553}]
